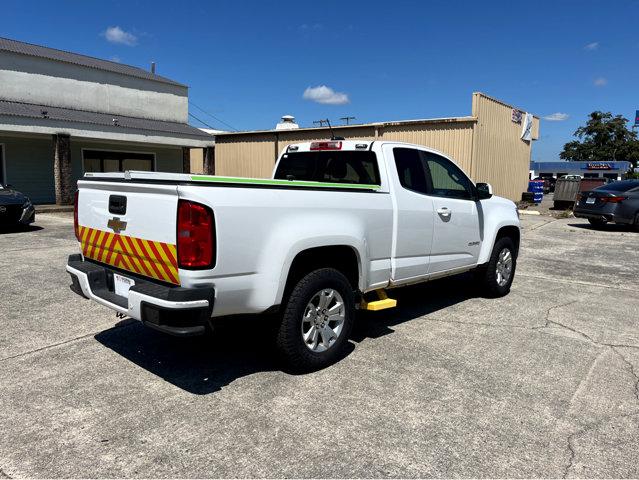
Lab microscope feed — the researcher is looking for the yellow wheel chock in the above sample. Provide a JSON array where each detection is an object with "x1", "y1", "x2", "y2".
[{"x1": 360, "y1": 289, "x2": 397, "y2": 311}]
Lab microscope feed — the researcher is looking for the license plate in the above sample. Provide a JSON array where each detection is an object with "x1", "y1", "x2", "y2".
[
  {"x1": 586, "y1": 197, "x2": 595, "y2": 204},
  {"x1": 113, "y1": 273, "x2": 135, "y2": 297}
]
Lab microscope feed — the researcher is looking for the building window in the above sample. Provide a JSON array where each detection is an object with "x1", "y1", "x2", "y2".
[
  {"x1": 82, "y1": 150, "x2": 154, "y2": 173},
  {"x1": 583, "y1": 173, "x2": 600, "y2": 178},
  {"x1": 603, "y1": 173, "x2": 618, "y2": 180}
]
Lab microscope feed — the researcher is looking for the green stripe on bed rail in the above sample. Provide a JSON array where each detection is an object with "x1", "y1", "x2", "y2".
[{"x1": 190, "y1": 175, "x2": 381, "y2": 190}]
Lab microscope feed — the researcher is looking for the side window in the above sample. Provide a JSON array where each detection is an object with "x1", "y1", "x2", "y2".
[
  {"x1": 421, "y1": 152, "x2": 473, "y2": 200},
  {"x1": 393, "y1": 148, "x2": 429, "y2": 194}
]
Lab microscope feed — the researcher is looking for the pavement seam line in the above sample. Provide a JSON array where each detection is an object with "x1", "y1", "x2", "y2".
[
  {"x1": 525, "y1": 218, "x2": 558, "y2": 232},
  {"x1": 517, "y1": 273, "x2": 638, "y2": 292},
  {"x1": 0, "y1": 320, "x2": 136, "y2": 363}
]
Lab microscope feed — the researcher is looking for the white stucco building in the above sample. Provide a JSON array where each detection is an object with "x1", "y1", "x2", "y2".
[{"x1": 0, "y1": 37, "x2": 215, "y2": 204}]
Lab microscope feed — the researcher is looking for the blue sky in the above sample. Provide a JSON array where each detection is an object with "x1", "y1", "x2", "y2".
[{"x1": 3, "y1": 0, "x2": 638, "y2": 160}]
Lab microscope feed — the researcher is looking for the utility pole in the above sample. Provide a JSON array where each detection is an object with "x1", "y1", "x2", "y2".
[
  {"x1": 313, "y1": 119, "x2": 329, "y2": 127},
  {"x1": 340, "y1": 116, "x2": 356, "y2": 125}
]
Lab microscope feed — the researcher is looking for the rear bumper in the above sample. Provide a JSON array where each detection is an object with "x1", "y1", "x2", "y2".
[
  {"x1": 573, "y1": 207, "x2": 633, "y2": 224},
  {"x1": 66, "y1": 254, "x2": 214, "y2": 336}
]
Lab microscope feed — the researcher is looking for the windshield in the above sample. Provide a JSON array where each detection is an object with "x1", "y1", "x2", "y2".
[
  {"x1": 274, "y1": 151, "x2": 381, "y2": 186},
  {"x1": 595, "y1": 180, "x2": 639, "y2": 192}
]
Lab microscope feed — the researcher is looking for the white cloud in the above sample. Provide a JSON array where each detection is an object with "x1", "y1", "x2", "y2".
[
  {"x1": 104, "y1": 26, "x2": 137, "y2": 46},
  {"x1": 594, "y1": 77, "x2": 607, "y2": 87},
  {"x1": 110, "y1": 55, "x2": 121, "y2": 63},
  {"x1": 303, "y1": 85, "x2": 350, "y2": 105},
  {"x1": 543, "y1": 112, "x2": 569, "y2": 121},
  {"x1": 299, "y1": 23, "x2": 323, "y2": 31},
  {"x1": 584, "y1": 42, "x2": 599, "y2": 51}
]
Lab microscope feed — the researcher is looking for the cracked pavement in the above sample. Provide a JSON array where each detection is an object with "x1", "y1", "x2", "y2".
[{"x1": 0, "y1": 213, "x2": 638, "y2": 478}]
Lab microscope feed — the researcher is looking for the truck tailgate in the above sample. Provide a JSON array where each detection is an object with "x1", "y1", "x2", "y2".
[{"x1": 76, "y1": 180, "x2": 180, "y2": 285}]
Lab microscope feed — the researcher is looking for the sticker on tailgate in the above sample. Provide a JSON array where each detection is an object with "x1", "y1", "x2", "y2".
[{"x1": 78, "y1": 225, "x2": 179, "y2": 284}]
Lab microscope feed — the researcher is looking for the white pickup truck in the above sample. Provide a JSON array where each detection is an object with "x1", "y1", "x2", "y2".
[{"x1": 67, "y1": 140, "x2": 520, "y2": 370}]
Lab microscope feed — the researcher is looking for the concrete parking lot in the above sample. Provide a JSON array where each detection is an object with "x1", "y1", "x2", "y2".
[{"x1": 0, "y1": 213, "x2": 638, "y2": 478}]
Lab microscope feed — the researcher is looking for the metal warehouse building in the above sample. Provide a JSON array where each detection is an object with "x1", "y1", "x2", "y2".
[{"x1": 213, "y1": 93, "x2": 539, "y2": 202}]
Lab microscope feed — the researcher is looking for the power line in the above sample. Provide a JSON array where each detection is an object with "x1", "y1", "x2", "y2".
[
  {"x1": 189, "y1": 101, "x2": 238, "y2": 132},
  {"x1": 188, "y1": 112, "x2": 218, "y2": 130},
  {"x1": 340, "y1": 116, "x2": 356, "y2": 125}
]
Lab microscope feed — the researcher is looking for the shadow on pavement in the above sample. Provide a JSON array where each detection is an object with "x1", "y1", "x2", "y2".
[
  {"x1": 0, "y1": 224, "x2": 43, "y2": 234},
  {"x1": 567, "y1": 222, "x2": 636, "y2": 232},
  {"x1": 95, "y1": 317, "x2": 281, "y2": 395},
  {"x1": 95, "y1": 273, "x2": 480, "y2": 395},
  {"x1": 352, "y1": 273, "x2": 480, "y2": 342}
]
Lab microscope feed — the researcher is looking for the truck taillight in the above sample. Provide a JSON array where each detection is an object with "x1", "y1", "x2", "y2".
[
  {"x1": 177, "y1": 200, "x2": 215, "y2": 269},
  {"x1": 310, "y1": 141, "x2": 342, "y2": 151},
  {"x1": 73, "y1": 191, "x2": 80, "y2": 241}
]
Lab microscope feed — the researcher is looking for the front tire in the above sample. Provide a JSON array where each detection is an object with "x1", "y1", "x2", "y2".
[
  {"x1": 276, "y1": 268, "x2": 355, "y2": 372},
  {"x1": 477, "y1": 237, "x2": 517, "y2": 298}
]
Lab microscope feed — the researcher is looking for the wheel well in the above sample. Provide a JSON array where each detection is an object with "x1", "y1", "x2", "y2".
[
  {"x1": 284, "y1": 246, "x2": 360, "y2": 296},
  {"x1": 496, "y1": 225, "x2": 520, "y2": 256}
]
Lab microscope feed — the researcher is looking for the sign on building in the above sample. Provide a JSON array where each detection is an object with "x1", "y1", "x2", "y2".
[
  {"x1": 521, "y1": 113, "x2": 533, "y2": 141},
  {"x1": 511, "y1": 109, "x2": 523, "y2": 124}
]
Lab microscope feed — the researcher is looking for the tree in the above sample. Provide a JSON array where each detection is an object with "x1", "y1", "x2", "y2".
[{"x1": 560, "y1": 111, "x2": 639, "y2": 166}]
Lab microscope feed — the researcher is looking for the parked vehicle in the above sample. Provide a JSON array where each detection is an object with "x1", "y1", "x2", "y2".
[
  {"x1": 66, "y1": 140, "x2": 521, "y2": 370},
  {"x1": 0, "y1": 183, "x2": 35, "y2": 228},
  {"x1": 553, "y1": 176, "x2": 581, "y2": 209},
  {"x1": 574, "y1": 179, "x2": 639, "y2": 229}
]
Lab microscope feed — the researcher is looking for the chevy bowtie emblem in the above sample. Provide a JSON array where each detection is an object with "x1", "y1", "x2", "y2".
[
  {"x1": 0, "y1": 206, "x2": 6, "y2": 213},
  {"x1": 107, "y1": 217, "x2": 127, "y2": 234}
]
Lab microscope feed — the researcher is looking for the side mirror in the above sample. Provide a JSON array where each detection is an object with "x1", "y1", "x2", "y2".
[{"x1": 476, "y1": 182, "x2": 493, "y2": 200}]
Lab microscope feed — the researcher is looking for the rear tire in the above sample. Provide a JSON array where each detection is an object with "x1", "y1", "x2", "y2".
[
  {"x1": 588, "y1": 218, "x2": 607, "y2": 228},
  {"x1": 276, "y1": 268, "x2": 355, "y2": 372},
  {"x1": 477, "y1": 237, "x2": 517, "y2": 298},
  {"x1": 633, "y1": 213, "x2": 639, "y2": 232}
]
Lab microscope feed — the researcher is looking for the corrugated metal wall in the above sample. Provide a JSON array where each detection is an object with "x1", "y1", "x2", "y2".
[
  {"x1": 213, "y1": 93, "x2": 540, "y2": 201},
  {"x1": 470, "y1": 93, "x2": 540, "y2": 201},
  {"x1": 216, "y1": 133, "x2": 278, "y2": 178},
  {"x1": 214, "y1": 122, "x2": 475, "y2": 180},
  {"x1": 379, "y1": 121, "x2": 475, "y2": 172}
]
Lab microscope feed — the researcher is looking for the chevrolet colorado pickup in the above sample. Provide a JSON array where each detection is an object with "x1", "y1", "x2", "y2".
[{"x1": 67, "y1": 140, "x2": 520, "y2": 370}]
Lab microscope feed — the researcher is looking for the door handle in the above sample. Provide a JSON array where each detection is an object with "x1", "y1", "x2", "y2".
[{"x1": 437, "y1": 207, "x2": 451, "y2": 217}]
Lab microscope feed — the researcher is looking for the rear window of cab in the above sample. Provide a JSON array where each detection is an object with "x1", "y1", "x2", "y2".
[{"x1": 274, "y1": 151, "x2": 381, "y2": 186}]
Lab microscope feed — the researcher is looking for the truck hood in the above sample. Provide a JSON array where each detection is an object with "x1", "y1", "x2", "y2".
[{"x1": 482, "y1": 194, "x2": 516, "y2": 209}]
